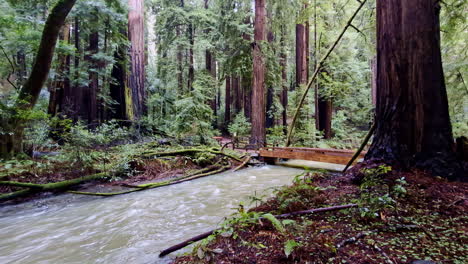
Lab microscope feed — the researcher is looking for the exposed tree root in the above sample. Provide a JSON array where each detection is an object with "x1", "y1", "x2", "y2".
[{"x1": 68, "y1": 164, "x2": 232, "y2": 197}]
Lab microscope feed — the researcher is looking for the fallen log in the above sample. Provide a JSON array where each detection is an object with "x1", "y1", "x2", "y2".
[
  {"x1": 158, "y1": 204, "x2": 358, "y2": 257},
  {"x1": 0, "y1": 172, "x2": 110, "y2": 202},
  {"x1": 68, "y1": 164, "x2": 232, "y2": 197},
  {"x1": 142, "y1": 148, "x2": 243, "y2": 162},
  {"x1": 233, "y1": 156, "x2": 251, "y2": 172}
]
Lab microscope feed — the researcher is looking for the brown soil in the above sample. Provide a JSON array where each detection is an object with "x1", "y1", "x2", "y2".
[{"x1": 174, "y1": 165, "x2": 468, "y2": 264}]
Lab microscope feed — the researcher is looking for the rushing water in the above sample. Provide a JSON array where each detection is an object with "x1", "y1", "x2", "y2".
[{"x1": 0, "y1": 165, "x2": 302, "y2": 264}]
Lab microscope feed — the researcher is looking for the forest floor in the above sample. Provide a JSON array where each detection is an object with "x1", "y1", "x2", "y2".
[{"x1": 174, "y1": 162, "x2": 468, "y2": 264}]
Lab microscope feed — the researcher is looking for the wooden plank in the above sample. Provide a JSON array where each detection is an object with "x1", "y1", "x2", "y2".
[{"x1": 258, "y1": 147, "x2": 365, "y2": 165}]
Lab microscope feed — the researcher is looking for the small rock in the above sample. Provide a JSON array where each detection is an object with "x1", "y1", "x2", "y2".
[
  {"x1": 212, "y1": 248, "x2": 223, "y2": 254},
  {"x1": 411, "y1": 260, "x2": 437, "y2": 264}
]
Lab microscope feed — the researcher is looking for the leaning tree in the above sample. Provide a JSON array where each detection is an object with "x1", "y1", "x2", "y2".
[
  {"x1": 0, "y1": 0, "x2": 77, "y2": 159},
  {"x1": 366, "y1": 0, "x2": 463, "y2": 179}
]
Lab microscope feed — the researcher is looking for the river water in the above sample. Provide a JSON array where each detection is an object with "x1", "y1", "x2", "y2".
[{"x1": 0, "y1": 165, "x2": 302, "y2": 264}]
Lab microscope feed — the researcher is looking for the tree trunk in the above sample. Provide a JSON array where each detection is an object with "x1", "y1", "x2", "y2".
[
  {"x1": 128, "y1": 0, "x2": 146, "y2": 119},
  {"x1": 48, "y1": 23, "x2": 71, "y2": 117},
  {"x1": 224, "y1": 76, "x2": 232, "y2": 131},
  {"x1": 250, "y1": 0, "x2": 266, "y2": 146},
  {"x1": 72, "y1": 17, "x2": 83, "y2": 121},
  {"x1": 109, "y1": 41, "x2": 133, "y2": 121},
  {"x1": 84, "y1": 13, "x2": 99, "y2": 128},
  {"x1": 280, "y1": 49, "x2": 288, "y2": 134},
  {"x1": 366, "y1": 0, "x2": 462, "y2": 179},
  {"x1": 0, "y1": 0, "x2": 77, "y2": 159},
  {"x1": 188, "y1": 23, "x2": 195, "y2": 91},
  {"x1": 233, "y1": 76, "x2": 241, "y2": 114},
  {"x1": 295, "y1": 23, "x2": 307, "y2": 89},
  {"x1": 318, "y1": 98, "x2": 332, "y2": 139}
]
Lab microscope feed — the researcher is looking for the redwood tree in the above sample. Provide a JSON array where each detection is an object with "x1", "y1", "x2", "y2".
[
  {"x1": 366, "y1": 0, "x2": 463, "y2": 179},
  {"x1": 128, "y1": 0, "x2": 146, "y2": 119},
  {"x1": 250, "y1": 0, "x2": 266, "y2": 146}
]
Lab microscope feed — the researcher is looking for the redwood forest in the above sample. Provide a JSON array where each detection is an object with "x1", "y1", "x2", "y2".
[{"x1": 0, "y1": 0, "x2": 467, "y2": 263}]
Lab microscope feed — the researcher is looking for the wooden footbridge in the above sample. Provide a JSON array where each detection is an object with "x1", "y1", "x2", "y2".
[{"x1": 258, "y1": 147, "x2": 365, "y2": 165}]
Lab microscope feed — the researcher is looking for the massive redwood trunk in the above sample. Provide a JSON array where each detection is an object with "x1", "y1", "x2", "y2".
[
  {"x1": 128, "y1": 0, "x2": 146, "y2": 119},
  {"x1": 250, "y1": 0, "x2": 266, "y2": 146},
  {"x1": 366, "y1": 0, "x2": 463, "y2": 179}
]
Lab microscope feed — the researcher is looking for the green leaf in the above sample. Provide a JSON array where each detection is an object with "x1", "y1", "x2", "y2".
[
  {"x1": 262, "y1": 213, "x2": 284, "y2": 233},
  {"x1": 284, "y1": 239, "x2": 300, "y2": 258}
]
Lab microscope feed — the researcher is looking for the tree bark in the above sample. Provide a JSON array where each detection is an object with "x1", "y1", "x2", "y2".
[
  {"x1": 318, "y1": 97, "x2": 332, "y2": 139},
  {"x1": 84, "y1": 12, "x2": 99, "y2": 128},
  {"x1": 109, "y1": 28, "x2": 133, "y2": 122},
  {"x1": 250, "y1": 0, "x2": 266, "y2": 146},
  {"x1": 0, "y1": 0, "x2": 77, "y2": 159},
  {"x1": 188, "y1": 23, "x2": 195, "y2": 91},
  {"x1": 128, "y1": 0, "x2": 146, "y2": 119},
  {"x1": 367, "y1": 0, "x2": 463, "y2": 179},
  {"x1": 224, "y1": 76, "x2": 232, "y2": 130},
  {"x1": 48, "y1": 23, "x2": 71, "y2": 117},
  {"x1": 233, "y1": 76, "x2": 241, "y2": 114},
  {"x1": 295, "y1": 23, "x2": 307, "y2": 90},
  {"x1": 71, "y1": 17, "x2": 83, "y2": 121}
]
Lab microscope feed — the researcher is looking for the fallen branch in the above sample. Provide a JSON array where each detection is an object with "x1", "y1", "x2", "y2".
[
  {"x1": 159, "y1": 204, "x2": 357, "y2": 257},
  {"x1": 285, "y1": 0, "x2": 367, "y2": 147},
  {"x1": 142, "y1": 148, "x2": 242, "y2": 162},
  {"x1": 275, "y1": 204, "x2": 358, "y2": 218},
  {"x1": 159, "y1": 230, "x2": 214, "y2": 257},
  {"x1": 337, "y1": 230, "x2": 373, "y2": 249},
  {"x1": 69, "y1": 164, "x2": 232, "y2": 197},
  {"x1": 233, "y1": 156, "x2": 251, "y2": 172},
  {"x1": 0, "y1": 172, "x2": 110, "y2": 202},
  {"x1": 342, "y1": 122, "x2": 376, "y2": 173}
]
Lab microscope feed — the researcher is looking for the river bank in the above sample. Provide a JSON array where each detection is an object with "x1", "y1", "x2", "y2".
[
  {"x1": 0, "y1": 142, "x2": 248, "y2": 205},
  {"x1": 174, "y1": 163, "x2": 468, "y2": 264}
]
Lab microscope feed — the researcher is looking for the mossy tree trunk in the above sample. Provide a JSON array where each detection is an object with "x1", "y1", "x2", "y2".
[{"x1": 0, "y1": 0, "x2": 77, "y2": 159}]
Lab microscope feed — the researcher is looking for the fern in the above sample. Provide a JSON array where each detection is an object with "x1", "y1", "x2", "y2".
[{"x1": 262, "y1": 213, "x2": 285, "y2": 233}]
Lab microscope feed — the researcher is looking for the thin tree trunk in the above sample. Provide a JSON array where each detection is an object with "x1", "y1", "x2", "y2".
[
  {"x1": 128, "y1": 0, "x2": 146, "y2": 119},
  {"x1": 224, "y1": 76, "x2": 232, "y2": 131},
  {"x1": 367, "y1": 0, "x2": 462, "y2": 179},
  {"x1": 280, "y1": 48, "x2": 288, "y2": 134},
  {"x1": 250, "y1": 0, "x2": 266, "y2": 146},
  {"x1": 84, "y1": 12, "x2": 99, "y2": 128},
  {"x1": 233, "y1": 76, "x2": 241, "y2": 114},
  {"x1": 72, "y1": 17, "x2": 83, "y2": 121},
  {"x1": 188, "y1": 23, "x2": 195, "y2": 91}
]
